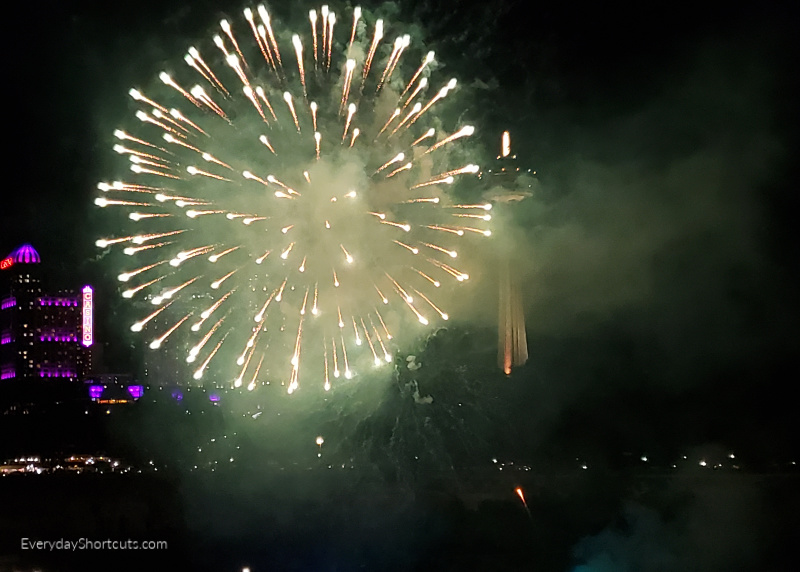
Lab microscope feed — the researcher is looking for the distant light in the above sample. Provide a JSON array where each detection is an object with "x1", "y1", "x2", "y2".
[
  {"x1": 127, "y1": 385, "x2": 144, "y2": 399},
  {"x1": 501, "y1": 131, "x2": 511, "y2": 158},
  {"x1": 81, "y1": 286, "x2": 93, "y2": 347}
]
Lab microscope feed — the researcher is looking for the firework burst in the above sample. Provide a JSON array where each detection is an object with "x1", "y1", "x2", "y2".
[{"x1": 95, "y1": 4, "x2": 490, "y2": 394}]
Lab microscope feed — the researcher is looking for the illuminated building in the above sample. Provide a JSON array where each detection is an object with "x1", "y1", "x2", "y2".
[
  {"x1": 482, "y1": 133, "x2": 531, "y2": 374},
  {"x1": 0, "y1": 244, "x2": 92, "y2": 385},
  {"x1": 84, "y1": 373, "x2": 145, "y2": 404}
]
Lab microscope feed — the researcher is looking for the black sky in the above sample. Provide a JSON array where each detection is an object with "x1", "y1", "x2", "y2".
[{"x1": 3, "y1": 0, "x2": 798, "y2": 459}]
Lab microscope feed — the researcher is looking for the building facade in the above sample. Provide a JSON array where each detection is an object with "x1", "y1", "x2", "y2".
[{"x1": 0, "y1": 244, "x2": 93, "y2": 384}]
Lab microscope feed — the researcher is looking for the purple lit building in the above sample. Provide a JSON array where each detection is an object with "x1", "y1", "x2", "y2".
[
  {"x1": 84, "y1": 373, "x2": 144, "y2": 404},
  {"x1": 0, "y1": 244, "x2": 92, "y2": 384}
]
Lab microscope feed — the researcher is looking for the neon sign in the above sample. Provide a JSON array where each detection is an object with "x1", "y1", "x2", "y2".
[
  {"x1": 81, "y1": 285, "x2": 93, "y2": 347},
  {"x1": 0, "y1": 257, "x2": 13, "y2": 270}
]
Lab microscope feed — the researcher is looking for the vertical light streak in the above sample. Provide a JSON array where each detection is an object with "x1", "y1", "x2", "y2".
[
  {"x1": 340, "y1": 59, "x2": 356, "y2": 113},
  {"x1": 361, "y1": 19, "x2": 383, "y2": 87},
  {"x1": 326, "y1": 12, "x2": 335, "y2": 70},
  {"x1": 291, "y1": 35, "x2": 307, "y2": 97},
  {"x1": 342, "y1": 103, "x2": 356, "y2": 141},
  {"x1": 258, "y1": 6, "x2": 282, "y2": 69},
  {"x1": 309, "y1": 10, "x2": 319, "y2": 68},
  {"x1": 400, "y1": 51, "x2": 434, "y2": 99},
  {"x1": 283, "y1": 92, "x2": 300, "y2": 132},
  {"x1": 248, "y1": 354, "x2": 265, "y2": 391},
  {"x1": 348, "y1": 6, "x2": 361, "y2": 55},
  {"x1": 244, "y1": 8, "x2": 273, "y2": 74},
  {"x1": 220, "y1": 19, "x2": 248, "y2": 69}
]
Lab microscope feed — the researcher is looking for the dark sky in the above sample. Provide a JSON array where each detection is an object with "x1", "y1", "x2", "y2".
[{"x1": 3, "y1": 0, "x2": 798, "y2": 457}]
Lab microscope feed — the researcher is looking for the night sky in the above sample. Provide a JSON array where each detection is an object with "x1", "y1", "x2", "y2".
[{"x1": 2, "y1": 1, "x2": 798, "y2": 568}]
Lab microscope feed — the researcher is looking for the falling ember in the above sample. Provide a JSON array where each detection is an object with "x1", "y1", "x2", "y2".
[
  {"x1": 342, "y1": 103, "x2": 356, "y2": 141},
  {"x1": 243, "y1": 86, "x2": 266, "y2": 122},
  {"x1": 360, "y1": 317, "x2": 380, "y2": 364},
  {"x1": 351, "y1": 316, "x2": 362, "y2": 345},
  {"x1": 311, "y1": 283, "x2": 319, "y2": 314},
  {"x1": 412, "y1": 288, "x2": 448, "y2": 320},
  {"x1": 331, "y1": 337, "x2": 340, "y2": 377},
  {"x1": 362, "y1": 18, "x2": 384, "y2": 86},
  {"x1": 258, "y1": 6, "x2": 282, "y2": 69},
  {"x1": 283, "y1": 92, "x2": 300, "y2": 131},
  {"x1": 321, "y1": 6, "x2": 329, "y2": 65},
  {"x1": 149, "y1": 313, "x2": 191, "y2": 349},
  {"x1": 188, "y1": 86, "x2": 226, "y2": 119},
  {"x1": 389, "y1": 102, "x2": 422, "y2": 136},
  {"x1": 280, "y1": 243, "x2": 295, "y2": 260},
  {"x1": 158, "y1": 73, "x2": 201, "y2": 107},
  {"x1": 193, "y1": 330, "x2": 230, "y2": 379},
  {"x1": 374, "y1": 309, "x2": 392, "y2": 339},
  {"x1": 122, "y1": 276, "x2": 166, "y2": 299},
  {"x1": 401, "y1": 77, "x2": 427, "y2": 111},
  {"x1": 377, "y1": 108, "x2": 401, "y2": 138},
  {"x1": 377, "y1": 36, "x2": 404, "y2": 93},
  {"x1": 349, "y1": 128, "x2": 360, "y2": 148},
  {"x1": 386, "y1": 162, "x2": 412, "y2": 178},
  {"x1": 291, "y1": 35, "x2": 307, "y2": 97},
  {"x1": 376, "y1": 152, "x2": 405, "y2": 173},
  {"x1": 412, "y1": 128, "x2": 436, "y2": 147},
  {"x1": 189, "y1": 315, "x2": 227, "y2": 361},
  {"x1": 339, "y1": 332, "x2": 352, "y2": 378},
  {"x1": 118, "y1": 260, "x2": 168, "y2": 282},
  {"x1": 310, "y1": 101, "x2": 318, "y2": 131},
  {"x1": 244, "y1": 8, "x2": 271, "y2": 72},
  {"x1": 425, "y1": 126, "x2": 475, "y2": 154},
  {"x1": 408, "y1": 80, "x2": 457, "y2": 129},
  {"x1": 323, "y1": 339, "x2": 330, "y2": 389},
  {"x1": 255, "y1": 87, "x2": 277, "y2": 120},
  {"x1": 340, "y1": 59, "x2": 356, "y2": 113},
  {"x1": 130, "y1": 301, "x2": 173, "y2": 332},
  {"x1": 348, "y1": 6, "x2": 361, "y2": 55},
  {"x1": 220, "y1": 19, "x2": 248, "y2": 70},
  {"x1": 99, "y1": 6, "x2": 489, "y2": 393},
  {"x1": 326, "y1": 12, "x2": 335, "y2": 70},
  {"x1": 193, "y1": 290, "x2": 233, "y2": 331},
  {"x1": 374, "y1": 285, "x2": 389, "y2": 305},
  {"x1": 400, "y1": 51, "x2": 434, "y2": 99},
  {"x1": 309, "y1": 10, "x2": 319, "y2": 68},
  {"x1": 259, "y1": 134, "x2": 276, "y2": 154}
]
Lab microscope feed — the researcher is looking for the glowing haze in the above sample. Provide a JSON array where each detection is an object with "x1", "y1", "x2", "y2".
[{"x1": 95, "y1": 4, "x2": 489, "y2": 394}]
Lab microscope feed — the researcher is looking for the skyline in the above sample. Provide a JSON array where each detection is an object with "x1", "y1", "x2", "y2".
[
  {"x1": 1, "y1": 2, "x2": 798, "y2": 570},
  {"x1": 3, "y1": 0, "x2": 797, "y2": 434}
]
